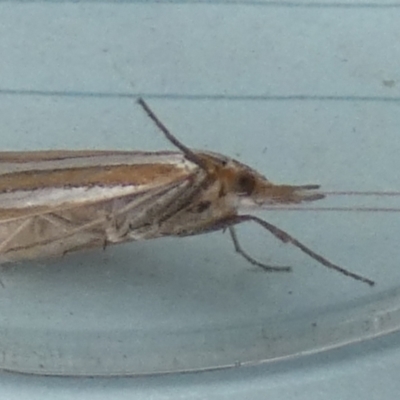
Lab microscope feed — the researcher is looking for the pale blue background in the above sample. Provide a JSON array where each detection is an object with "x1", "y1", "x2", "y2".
[{"x1": 0, "y1": 0, "x2": 400, "y2": 399}]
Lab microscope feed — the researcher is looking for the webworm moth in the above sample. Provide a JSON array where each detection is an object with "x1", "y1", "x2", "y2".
[{"x1": 0, "y1": 98, "x2": 376, "y2": 286}]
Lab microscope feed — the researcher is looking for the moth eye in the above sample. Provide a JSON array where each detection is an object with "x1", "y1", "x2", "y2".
[{"x1": 235, "y1": 173, "x2": 256, "y2": 196}]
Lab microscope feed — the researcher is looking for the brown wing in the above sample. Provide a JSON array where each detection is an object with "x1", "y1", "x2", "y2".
[{"x1": 0, "y1": 151, "x2": 200, "y2": 263}]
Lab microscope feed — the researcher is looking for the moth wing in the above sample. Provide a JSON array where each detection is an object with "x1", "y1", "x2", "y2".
[{"x1": 0, "y1": 153, "x2": 199, "y2": 263}]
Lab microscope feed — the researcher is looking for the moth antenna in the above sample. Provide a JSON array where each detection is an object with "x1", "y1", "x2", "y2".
[
  {"x1": 261, "y1": 206, "x2": 400, "y2": 213},
  {"x1": 137, "y1": 98, "x2": 208, "y2": 171}
]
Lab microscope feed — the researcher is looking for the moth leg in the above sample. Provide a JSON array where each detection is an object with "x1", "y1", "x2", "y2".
[
  {"x1": 29, "y1": 214, "x2": 109, "y2": 250},
  {"x1": 156, "y1": 182, "x2": 204, "y2": 226},
  {"x1": 42, "y1": 213, "x2": 110, "y2": 246},
  {"x1": 62, "y1": 238, "x2": 107, "y2": 257},
  {"x1": 120, "y1": 181, "x2": 200, "y2": 238},
  {"x1": 40, "y1": 213, "x2": 82, "y2": 232},
  {"x1": 109, "y1": 185, "x2": 186, "y2": 239},
  {"x1": 228, "y1": 227, "x2": 291, "y2": 272},
  {"x1": 228, "y1": 215, "x2": 374, "y2": 286},
  {"x1": 0, "y1": 218, "x2": 33, "y2": 252}
]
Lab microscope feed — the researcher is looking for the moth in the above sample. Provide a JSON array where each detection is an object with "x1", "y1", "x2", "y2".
[{"x1": 0, "y1": 98, "x2": 374, "y2": 286}]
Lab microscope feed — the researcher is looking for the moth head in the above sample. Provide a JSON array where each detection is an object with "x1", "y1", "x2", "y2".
[{"x1": 197, "y1": 152, "x2": 324, "y2": 208}]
